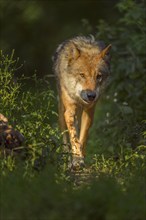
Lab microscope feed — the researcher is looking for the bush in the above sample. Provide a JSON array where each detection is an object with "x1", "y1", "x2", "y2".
[
  {"x1": 0, "y1": 50, "x2": 63, "y2": 174},
  {"x1": 87, "y1": 0, "x2": 146, "y2": 154}
]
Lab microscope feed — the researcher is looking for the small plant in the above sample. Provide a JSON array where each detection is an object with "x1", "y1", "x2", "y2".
[{"x1": 0, "y1": 50, "x2": 21, "y2": 116}]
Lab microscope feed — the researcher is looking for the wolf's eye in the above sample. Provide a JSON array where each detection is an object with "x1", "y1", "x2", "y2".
[
  {"x1": 80, "y1": 73, "x2": 85, "y2": 78},
  {"x1": 96, "y1": 74, "x2": 102, "y2": 82}
]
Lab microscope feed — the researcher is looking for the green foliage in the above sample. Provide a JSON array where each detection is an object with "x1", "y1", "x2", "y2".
[
  {"x1": 0, "y1": 50, "x2": 21, "y2": 113},
  {"x1": 87, "y1": 0, "x2": 146, "y2": 151},
  {"x1": 0, "y1": 51, "x2": 63, "y2": 175}
]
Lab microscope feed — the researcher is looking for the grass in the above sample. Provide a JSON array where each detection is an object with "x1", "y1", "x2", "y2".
[{"x1": 0, "y1": 51, "x2": 146, "y2": 220}]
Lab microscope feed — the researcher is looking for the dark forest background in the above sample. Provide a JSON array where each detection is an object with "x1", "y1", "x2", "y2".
[{"x1": 0, "y1": 0, "x2": 118, "y2": 78}]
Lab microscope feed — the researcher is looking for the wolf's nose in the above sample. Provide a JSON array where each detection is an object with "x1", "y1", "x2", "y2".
[{"x1": 87, "y1": 90, "x2": 96, "y2": 101}]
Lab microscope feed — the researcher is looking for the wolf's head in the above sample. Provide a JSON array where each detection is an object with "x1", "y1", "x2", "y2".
[
  {"x1": 54, "y1": 36, "x2": 111, "y2": 106},
  {"x1": 65, "y1": 37, "x2": 111, "y2": 105}
]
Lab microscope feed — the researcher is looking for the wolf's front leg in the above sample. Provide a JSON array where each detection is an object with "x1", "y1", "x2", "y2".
[
  {"x1": 64, "y1": 106, "x2": 85, "y2": 169},
  {"x1": 61, "y1": 90, "x2": 84, "y2": 168},
  {"x1": 64, "y1": 106, "x2": 82, "y2": 157},
  {"x1": 79, "y1": 106, "x2": 95, "y2": 156}
]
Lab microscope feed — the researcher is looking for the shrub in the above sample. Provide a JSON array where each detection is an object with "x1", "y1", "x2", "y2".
[
  {"x1": 0, "y1": 50, "x2": 63, "y2": 174},
  {"x1": 87, "y1": 0, "x2": 146, "y2": 154}
]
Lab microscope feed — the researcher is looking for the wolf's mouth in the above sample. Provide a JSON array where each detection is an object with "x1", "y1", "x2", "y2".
[{"x1": 81, "y1": 98, "x2": 93, "y2": 104}]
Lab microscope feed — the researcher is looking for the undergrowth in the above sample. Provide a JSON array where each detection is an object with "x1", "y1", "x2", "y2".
[
  {"x1": 0, "y1": 50, "x2": 64, "y2": 175},
  {"x1": 0, "y1": 49, "x2": 145, "y2": 220}
]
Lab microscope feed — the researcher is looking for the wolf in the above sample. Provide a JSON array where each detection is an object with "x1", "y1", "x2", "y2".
[{"x1": 53, "y1": 36, "x2": 111, "y2": 168}]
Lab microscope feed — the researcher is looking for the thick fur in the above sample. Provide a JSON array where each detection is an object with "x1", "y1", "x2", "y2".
[{"x1": 53, "y1": 36, "x2": 111, "y2": 163}]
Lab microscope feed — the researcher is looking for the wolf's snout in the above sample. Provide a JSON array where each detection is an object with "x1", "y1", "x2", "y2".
[
  {"x1": 80, "y1": 90, "x2": 96, "y2": 103},
  {"x1": 87, "y1": 90, "x2": 96, "y2": 101}
]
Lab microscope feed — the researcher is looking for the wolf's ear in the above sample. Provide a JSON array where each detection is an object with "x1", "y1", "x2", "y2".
[
  {"x1": 99, "y1": 44, "x2": 111, "y2": 59},
  {"x1": 68, "y1": 43, "x2": 80, "y2": 60}
]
